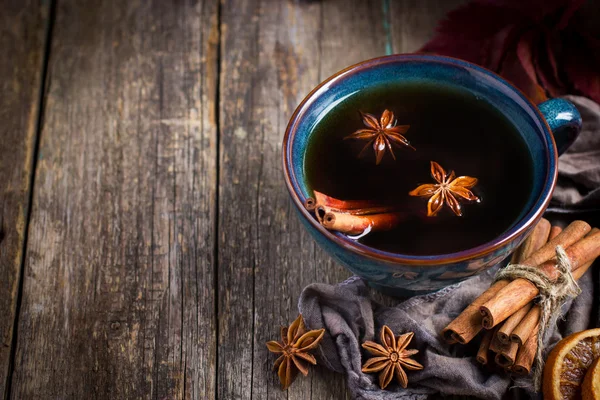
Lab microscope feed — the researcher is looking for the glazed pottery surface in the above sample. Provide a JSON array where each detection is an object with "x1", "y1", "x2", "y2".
[{"x1": 283, "y1": 54, "x2": 582, "y2": 296}]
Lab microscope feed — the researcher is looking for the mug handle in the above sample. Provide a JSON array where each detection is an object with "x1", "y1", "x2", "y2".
[{"x1": 538, "y1": 98, "x2": 582, "y2": 156}]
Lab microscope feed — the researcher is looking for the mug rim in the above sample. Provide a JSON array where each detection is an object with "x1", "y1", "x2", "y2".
[{"x1": 282, "y1": 54, "x2": 557, "y2": 266}]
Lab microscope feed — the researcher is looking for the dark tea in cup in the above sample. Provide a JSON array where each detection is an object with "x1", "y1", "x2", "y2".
[{"x1": 304, "y1": 81, "x2": 534, "y2": 255}]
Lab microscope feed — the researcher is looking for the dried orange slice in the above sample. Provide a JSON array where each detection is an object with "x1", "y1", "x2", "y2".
[
  {"x1": 583, "y1": 357, "x2": 600, "y2": 400},
  {"x1": 543, "y1": 328, "x2": 600, "y2": 400}
]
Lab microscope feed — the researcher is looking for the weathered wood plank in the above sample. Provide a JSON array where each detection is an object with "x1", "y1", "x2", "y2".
[
  {"x1": 389, "y1": 0, "x2": 465, "y2": 53},
  {"x1": 218, "y1": 0, "x2": 389, "y2": 398},
  {"x1": 319, "y1": 0, "x2": 389, "y2": 78},
  {"x1": 0, "y1": 1, "x2": 50, "y2": 397},
  {"x1": 10, "y1": 1, "x2": 219, "y2": 398},
  {"x1": 307, "y1": 2, "x2": 392, "y2": 395}
]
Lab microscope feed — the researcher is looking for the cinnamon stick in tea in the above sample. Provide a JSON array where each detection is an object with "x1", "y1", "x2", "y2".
[
  {"x1": 312, "y1": 191, "x2": 401, "y2": 229},
  {"x1": 313, "y1": 190, "x2": 377, "y2": 210},
  {"x1": 315, "y1": 206, "x2": 325, "y2": 223},
  {"x1": 441, "y1": 219, "x2": 550, "y2": 344},
  {"x1": 321, "y1": 211, "x2": 405, "y2": 235},
  {"x1": 317, "y1": 204, "x2": 399, "y2": 217},
  {"x1": 497, "y1": 303, "x2": 532, "y2": 344},
  {"x1": 480, "y1": 221, "x2": 592, "y2": 329},
  {"x1": 312, "y1": 191, "x2": 400, "y2": 226},
  {"x1": 476, "y1": 329, "x2": 495, "y2": 365},
  {"x1": 304, "y1": 197, "x2": 316, "y2": 212},
  {"x1": 512, "y1": 324, "x2": 540, "y2": 376},
  {"x1": 510, "y1": 305, "x2": 541, "y2": 345}
]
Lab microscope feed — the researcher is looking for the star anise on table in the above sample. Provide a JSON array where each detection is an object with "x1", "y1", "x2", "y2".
[
  {"x1": 266, "y1": 314, "x2": 325, "y2": 390},
  {"x1": 409, "y1": 161, "x2": 479, "y2": 217},
  {"x1": 361, "y1": 325, "x2": 424, "y2": 389},
  {"x1": 344, "y1": 109, "x2": 413, "y2": 165}
]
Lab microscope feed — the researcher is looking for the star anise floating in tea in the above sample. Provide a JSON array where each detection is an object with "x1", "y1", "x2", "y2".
[
  {"x1": 361, "y1": 325, "x2": 424, "y2": 389},
  {"x1": 266, "y1": 314, "x2": 325, "y2": 390},
  {"x1": 409, "y1": 161, "x2": 479, "y2": 217},
  {"x1": 345, "y1": 109, "x2": 413, "y2": 165}
]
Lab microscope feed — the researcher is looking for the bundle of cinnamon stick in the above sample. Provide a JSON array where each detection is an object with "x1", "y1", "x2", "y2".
[
  {"x1": 442, "y1": 218, "x2": 600, "y2": 375},
  {"x1": 305, "y1": 191, "x2": 405, "y2": 235}
]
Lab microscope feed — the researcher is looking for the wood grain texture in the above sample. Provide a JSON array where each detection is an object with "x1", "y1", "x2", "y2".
[
  {"x1": 3, "y1": 0, "x2": 466, "y2": 398},
  {"x1": 0, "y1": 1, "x2": 50, "y2": 397},
  {"x1": 218, "y1": 0, "x2": 391, "y2": 398},
  {"x1": 389, "y1": 0, "x2": 466, "y2": 53},
  {"x1": 10, "y1": 1, "x2": 219, "y2": 398}
]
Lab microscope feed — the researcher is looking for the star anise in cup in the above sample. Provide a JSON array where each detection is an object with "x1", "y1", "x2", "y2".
[
  {"x1": 409, "y1": 161, "x2": 479, "y2": 217},
  {"x1": 344, "y1": 109, "x2": 413, "y2": 164},
  {"x1": 361, "y1": 325, "x2": 424, "y2": 389},
  {"x1": 266, "y1": 314, "x2": 325, "y2": 390}
]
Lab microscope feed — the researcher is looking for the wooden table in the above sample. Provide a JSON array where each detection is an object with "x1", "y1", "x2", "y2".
[{"x1": 1, "y1": 1, "x2": 462, "y2": 398}]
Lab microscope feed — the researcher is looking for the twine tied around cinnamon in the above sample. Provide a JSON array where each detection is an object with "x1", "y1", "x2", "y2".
[{"x1": 493, "y1": 245, "x2": 581, "y2": 389}]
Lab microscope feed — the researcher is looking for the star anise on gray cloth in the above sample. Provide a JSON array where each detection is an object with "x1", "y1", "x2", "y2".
[
  {"x1": 266, "y1": 314, "x2": 325, "y2": 390},
  {"x1": 344, "y1": 109, "x2": 413, "y2": 164},
  {"x1": 361, "y1": 325, "x2": 424, "y2": 389}
]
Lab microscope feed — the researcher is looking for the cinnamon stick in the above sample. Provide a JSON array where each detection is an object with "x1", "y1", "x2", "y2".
[
  {"x1": 316, "y1": 206, "x2": 326, "y2": 223},
  {"x1": 312, "y1": 191, "x2": 401, "y2": 228},
  {"x1": 476, "y1": 329, "x2": 494, "y2": 365},
  {"x1": 304, "y1": 197, "x2": 316, "y2": 211},
  {"x1": 549, "y1": 225, "x2": 562, "y2": 240},
  {"x1": 479, "y1": 221, "x2": 592, "y2": 329},
  {"x1": 507, "y1": 258, "x2": 596, "y2": 347},
  {"x1": 512, "y1": 324, "x2": 540, "y2": 375},
  {"x1": 497, "y1": 303, "x2": 532, "y2": 344},
  {"x1": 507, "y1": 229, "x2": 599, "y2": 345},
  {"x1": 520, "y1": 220, "x2": 591, "y2": 267},
  {"x1": 535, "y1": 228, "x2": 600, "y2": 280},
  {"x1": 573, "y1": 258, "x2": 596, "y2": 281},
  {"x1": 495, "y1": 341, "x2": 519, "y2": 367},
  {"x1": 570, "y1": 227, "x2": 599, "y2": 280},
  {"x1": 489, "y1": 329, "x2": 511, "y2": 356},
  {"x1": 509, "y1": 252, "x2": 597, "y2": 376},
  {"x1": 482, "y1": 228, "x2": 600, "y2": 330},
  {"x1": 510, "y1": 305, "x2": 541, "y2": 345},
  {"x1": 318, "y1": 204, "x2": 399, "y2": 217},
  {"x1": 441, "y1": 281, "x2": 508, "y2": 344},
  {"x1": 313, "y1": 190, "x2": 383, "y2": 211},
  {"x1": 321, "y1": 211, "x2": 405, "y2": 235},
  {"x1": 509, "y1": 219, "x2": 552, "y2": 264},
  {"x1": 441, "y1": 219, "x2": 550, "y2": 344},
  {"x1": 316, "y1": 204, "x2": 399, "y2": 224},
  {"x1": 505, "y1": 226, "x2": 562, "y2": 345}
]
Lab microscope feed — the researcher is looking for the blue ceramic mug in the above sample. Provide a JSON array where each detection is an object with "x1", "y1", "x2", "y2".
[{"x1": 282, "y1": 55, "x2": 582, "y2": 296}]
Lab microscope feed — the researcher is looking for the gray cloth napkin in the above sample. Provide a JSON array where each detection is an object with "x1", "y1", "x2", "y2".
[
  {"x1": 298, "y1": 96, "x2": 600, "y2": 400},
  {"x1": 550, "y1": 95, "x2": 600, "y2": 213}
]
